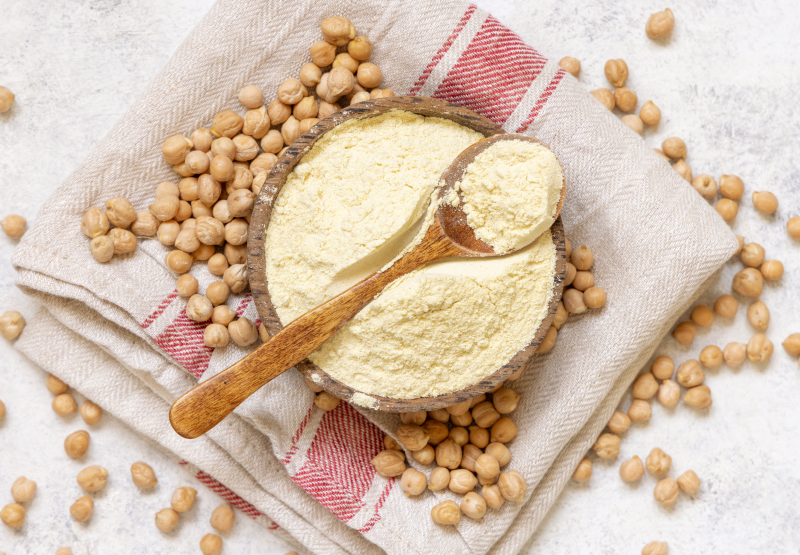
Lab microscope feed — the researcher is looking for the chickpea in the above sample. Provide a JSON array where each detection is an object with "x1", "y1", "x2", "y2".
[
  {"x1": 657, "y1": 379, "x2": 680, "y2": 408},
  {"x1": 653, "y1": 477, "x2": 679, "y2": 507},
  {"x1": 228, "y1": 189, "x2": 255, "y2": 218},
  {"x1": 348, "y1": 36, "x2": 373, "y2": 61},
  {"x1": 472, "y1": 401, "x2": 501, "y2": 428},
  {"x1": 64, "y1": 430, "x2": 90, "y2": 458},
  {"x1": 723, "y1": 342, "x2": 747, "y2": 367},
  {"x1": 165, "y1": 249, "x2": 193, "y2": 274},
  {"x1": 683, "y1": 385, "x2": 712, "y2": 409},
  {"x1": 632, "y1": 373, "x2": 658, "y2": 399},
  {"x1": 734, "y1": 234, "x2": 744, "y2": 256},
  {"x1": 747, "y1": 332, "x2": 774, "y2": 362},
  {"x1": 570, "y1": 244, "x2": 593, "y2": 270},
  {"x1": 606, "y1": 410, "x2": 631, "y2": 434},
  {"x1": 1, "y1": 503, "x2": 25, "y2": 528},
  {"x1": 745, "y1": 301, "x2": 770, "y2": 331},
  {"x1": 467, "y1": 426, "x2": 488, "y2": 449},
  {"x1": 224, "y1": 243, "x2": 247, "y2": 265},
  {"x1": 204, "y1": 323, "x2": 230, "y2": 348},
  {"x1": 370, "y1": 449, "x2": 406, "y2": 477},
  {"x1": 498, "y1": 470, "x2": 527, "y2": 503},
  {"x1": 590, "y1": 88, "x2": 615, "y2": 110},
  {"x1": 783, "y1": 334, "x2": 800, "y2": 357},
  {"x1": 604, "y1": 59, "x2": 628, "y2": 87},
  {"x1": 787, "y1": 216, "x2": 800, "y2": 239},
  {"x1": 458, "y1": 491, "x2": 487, "y2": 520},
  {"x1": 77, "y1": 465, "x2": 108, "y2": 492},
  {"x1": 315, "y1": 391, "x2": 340, "y2": 411},
  {"x1": 422, "y1": 420, "x2": 449, "y2": 446},
  {"x1": 168, "y1": 486, "x2": 197, "y2": 513},
  {"x1": 213, "y1": 305, "x2": 238, "y2": 326},
  {"x1": 209, "y1": 110, "x2": 243, "y2": 139},
  {"x1": 449, "y1": 468, "x2": 478, "y2": 494},
  {"x1": 431, "y1": 500, "x2": 461, "y2": 525},
  {"x1": 183, "y1": 150, "x2": 209, "y2": 175},
  {"x1": 162, "y1": 135, "x2": 193, "y2": 165},
  {"x1": 0, "y1": 85, "x2": 14, "y2": 112},
  {"x1": 490, "y1": 417, "x2": 517, "y2": 443},
  {"x1": 395, "y1": 424, "x2": 429, "y2": 451},
  {"x1": 412, "y1": 445, "x2": 435, "y2": 465},
  {"x1": 299, "y1": 118, "x2": 320, "y2": 135},
  {"x1": 397, "y1": 411, "x2": 424, "y2": 427},
  {"x1": 671, "y1": 321, "x2": 696, "y2": 345},
  {"x1": 642, "y1": 542, "x2": 669, "y2": 555},
  {"x1": 448, "y1": 427, "x2": 469, "y2": 447},
  {"x1": 491, "y1": 388, "x2": 519, "y2": 415},
  {"x1": 222, "y1": 218, "x2": 247, "y2": 246},
  {"x1": 677, "y1": 469, "x2": 701, "y2": 495},
  {"x1": 76, "y1": 400, "x2": 102, "y2": 426},
  {"x1": 645, "y1": 448, "x2": 672, "y2": 476},
  {"x1": 70, "y1": 495, "x2": 94, "y2": 522},
  {"x1": 81, "y1": 207, "x2": 109, "y2": 239},
  {"x1": 107, "y1": 228, "x2": 137, "y2": 255},
  {"x1": 637, "y1": 101, "x2": 661, "y2": 127},
  {"x1": 321, "y1": 16, "x2": 356, "y2": 46},
  {"x1": 232, "y1": 134, "x2": 259, "y2": 162},
  {"x1": 699, "y1": 345, "x2": 723, "y2": 369},
  {"x1": 185, "y1": 294, "x2": 212, "y2": 322},
  {"x1": 760, "y1": 260, "x2": 783, "y2": 281},
  {"x1": 470, "y1": 394, "x2": 487, "y2": 408},
  {"x1": 687, "y1": 175, "x2": 716, "y2": 201},
  {"x1": 614, "y1": 87, "x2": 637, "y2": 112},
  {"x1": 714, "y1": 294, "x2": 738, "y2": 318},
  {"x1": 11, "y1": 476, "x2": 37, "y2": 503},
  {"x1": 619, "y1": 455, "x2": 644, "y2": 482},
  {"x1": 558, "y1": 56, "x2": 581, "y2": 77},
  {"x1": 211, "y1": 137, "x2": 235, "y2": 159},
  {"x1": 229, "y1": 317, "x2": 258, "y2": 347},
  {"x1": 536, "y1": 325, "x2": 557, "y2": 353},
  {"x1": 568, "y1": 457, "x2": 592, "y2": 482},
  {"x1": 553, "y1": 301, "x2": 568, "y2": 330},
  {"x1": 741, "y1": 242, "x2": 765, "y2": 267},
  {"x1": 52, "y1": 392, "x2": 78, "y2": 416},
  {"x1": 571, "y1": 270, "x2": 593, "y2": 291},
  {"x1": 209, "y1": 154, "x2": 234, "y2": 182},
  {"x1": 732, "y1": 268, "x2": 763, "y2": 297},
  {"x1": 478, "y1": 484, "x2": 505, "y2": 510},
  {"x1": 237, "y1": 85, "x2": 263, "y2": 109},
  {"x1": 584, "y1": 287, "x2": 607, "y2": 309},
  {"x1": 0, "y1": 310, "x2": 25, "y2": 341},
  {"x1": 400, "y1": 468, "x2": 427, "y2": 497},
  {"x1": 687, "y1": 306, "x2": 713, "y2": 328},
  {"x1": 660, "y1": 137, "x2": 686, "y2": 159},
  {"x1": 223, "y1": 263, "x2": 249, "y2": 294},
  {"x1": 676, "y1": 359, "x2": 704, "y2": 388},
  {"x1": 318, "y1": 100, "x2": 340, "y2": 119},
  {"x1": 0, "y1": 399, "x2": 4, "y2": 419},
  {"x1": 593, "y1": 433, "x2": 620, "y2": 459},
  {"x1": 646, "y1": 8, "x2": 675, "y2": 38},
  {"x1": 564, "y1": 263, "x2": 577, "y2": 288},
  {"x1": 651, "y1": 355, "x2": 674, "y2": 380},
  {"x1": 563, "y1": 288, "x2": 587, "y2": 314},
  {"x1": 130, "y1": 461, "x2": 158, "y2": 488},
  {"x1": 155, "y1": 507, "x2": 180, "y2": 532},
  {"x1": 149, "y1": 195, "x2": 181, "y2": 223},
  {"x1": 190, "y1": 128, "x2": 213, "y2": 152},
  {"x1": 621, "y1": 114, "x2": 644, "y2": 134},
  {"x1": 672, "y1": 158, "x2": 692, "y2": 182},
  {"x1": 356, "y1": 63, "x2": 382, "y2": 89},
  {"x1": 242, "y1": 106, "x2": 270, "y2": 140},
  {"x1": 752, "y1": 191, "x2": 778, "y2": 214},
  {"x1": 716, "y1": 175, "x2": 743, "y2": 201},
  {"x1": 426, "y1": 467, "x2": 451, "y2": 492},
  {"x1": 475, "y1": 453, "x2": 500, "y2": 480},
  {"x1": 628, "y1": 399, "x2": 652, "y2": 422},
  {"x1": 200, "y1": 534, "x2": 223, "y2": 555},
  {"x1": 210, "y1": 503, "x2": 235, "y2": 533}
]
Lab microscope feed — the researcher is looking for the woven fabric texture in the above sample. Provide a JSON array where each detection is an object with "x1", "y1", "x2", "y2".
[{"x1": 12, "y1": 1, "x2": 737, "y2": 554}]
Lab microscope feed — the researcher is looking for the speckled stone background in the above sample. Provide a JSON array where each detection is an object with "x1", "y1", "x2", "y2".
[{"x1": 1, "y1": 1, "x2": 799, "y2": 554}]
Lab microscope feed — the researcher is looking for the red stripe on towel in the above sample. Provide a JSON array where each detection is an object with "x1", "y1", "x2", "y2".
[{"x1": 515, "y1": 69, "x2": 566, "y2": 133}]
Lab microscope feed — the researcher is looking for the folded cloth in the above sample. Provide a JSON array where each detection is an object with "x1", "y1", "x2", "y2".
[{"x1": 12, "y1": 0, "x2": 738, "y2": 553}]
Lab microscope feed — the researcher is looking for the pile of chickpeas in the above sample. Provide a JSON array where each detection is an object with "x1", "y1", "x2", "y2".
[
  {"x1": 76, "y1": 16, "x2": 388, "y2": 351},
  {"x1": 370, "y1": 385, "x2": 526, "y2": 524},
  {"x1": 0, "y1": 373, "x2": 304, "y2": 555}
]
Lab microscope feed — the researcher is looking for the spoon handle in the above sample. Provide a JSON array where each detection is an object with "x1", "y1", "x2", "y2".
[{"x1": 169, "y1": 226, "x2": 461, "y2": 439}]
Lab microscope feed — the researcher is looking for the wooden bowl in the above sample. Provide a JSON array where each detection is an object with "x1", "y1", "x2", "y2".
[{"x1": 248, "y1": 96, "x2": 566, "y2": 412}]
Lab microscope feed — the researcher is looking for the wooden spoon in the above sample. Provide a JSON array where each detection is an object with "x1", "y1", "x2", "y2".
[{"x1": 169, "y1": 133, "x2": 565, "y2": 439}]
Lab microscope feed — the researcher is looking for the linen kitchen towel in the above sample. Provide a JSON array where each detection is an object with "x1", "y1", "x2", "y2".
[{"x1": 12, "y1": 0, "x2": 738, "y2": 553}]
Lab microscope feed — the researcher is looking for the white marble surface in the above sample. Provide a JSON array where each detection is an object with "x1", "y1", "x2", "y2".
[{"x1": 1, "y1": 1, "x2": 799, "y2": 554}]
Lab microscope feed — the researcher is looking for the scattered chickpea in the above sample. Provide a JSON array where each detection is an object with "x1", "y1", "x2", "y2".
[
  {"x1": 752, "y1": 191, "x2": 778, "y2": 214},
  {"x1": 70, "y1": 496, "x2": 94, "y2": 522},
  {"x1": 535, "y1": 325, "x2": 557, "y2": 353},
  {"x1": 357, "y1": 63, "x2": 383, "y2": 89},
  {"x1": 229, "y1": 317, "x2": 259, "y2": 347},
  {"x1": 109, "y1": 228, "x2": 138, "y2": 255},
  {"x1": 653, "y1": 477, "x2": 679, "y2": 507},
  {"x1": 604, "y1": 59, "x2": 628, "y2": 87},
  {"x1": 481, "y1": 484, "x2": 506, "y2": 509},
  {"x1": 460, "y1": 491, "x2": 487, "y2": 520},
  {"x1": 661, "y1": 137, "x2": 686, "y2": 159},
  {"x1": 492, "y1": 388, "x2": 520, "y2": 414},
  {"x1": 632, "y1": 373, "x2": 659, "y2": 400},
  {"x1": 191, "y1": 129, "x2": 213, "y2": 152},
  {"x1": 787, "y1": 216, "x2": 800, "y2": 239},
  {"x1": 186, "y1": 294, "x2": 213, "y2": 322},
  {"x1": 689, "y1": 305, "x2": 714, "y2": 328},
  {"x1": 628, "y1": 399, "x2": 652, "y2": 422},
  {"x1": 672, "y1": 159, "x2": 692, "y2": 182},
  {"x1": 0, "y1": 399, "x2": 5, "y2": 419},
  {"x1": 64, "y1": 430, "x2": 90, "y2": 459},
  {"x1": 210, "y1": 503, "x2": 235, "y2": 533},
  {"x1": 677, "y1": 469, "x2": 701, "y2": 495},
  {"x1": 607, "y1": 410, "x2": 631, "y2": 434},
  {"x1": 621, "y1": 114, "x2": 644, "y2": 134},
  {"x1": 572, "y1": 457, "x2": 592, "y2": 482},
  {"x1": 683, "y1": 385, "x2": 712, "y2": 409},
  {"x1": 435, "y1": 438, "x2": 462, "y2": 469},
  {"x1": 642, "y1": 541, "x2": 669, "y2": 555},
  {"x1": 430, "y1": 500, "x2": 461, "y2": 525},
  {"x1": 584, "y1": 286, "x2": 607, "y2": 309},
  {"x1": 155, "y1": 507, "x2": 180, "y2": 532},
  {"x1": 699, "y1": 345, "x2": 723, "y2": 368},
  {"x1": 81, "y1": 207, "x2": 110, "y2": 239},
  {"x1": 732, "y1": 268, "x2": 763, "y2": 297},
  {"x1": 720, "y1": 174, "x2": 744, "y2": 200},
  {"x1": 783, "y1": 334, "x2": 800, "y2": 356},
  {"x1": 371, "y1": 450, "x2": 407, "y2": 478},
  {"x1": 671, "y1": 321, "x2": 696, "y2": 345},
  {"x1": 747, "y1": 332, "x2": 773, "y2": 362},
  {"x1": 646, "y1": 8, "x2": 675, "y2": 39},
  {"x1": 412, "y1": 445, "x2": 435, "y2": 465},
  {"x1": 171, "y1": 486, "x2": 197, "y2": 513},
  {"x1": 590, "y1": 89, "x2": 615, "y2": 110},
  {"x1": 449, "y1": 468, "x2": 478, "y2": 493},
  {"x1": 593, "y1": 433, "x2": 620, "y2": 459},
  {"x1": 400, "y1": 468, "x2": 427, "y2": 497},
  {"x1": 238, "y1": 85, "x2": 263, "y2": 109},
  {"x1": 53, "y1": 393, "x2": 78, "y2": 416},
  {"x1": 475, "y1": 453, "x2": 501, "y2": 480},
  {"x1": 131, "y1": 210, "x2": 159, "y2": 236},
  {"x1": 131, "y1": 461, "x2": 158, "y2": 488},
  {"x1": 760, "y1": 260, "x2": 783, "y2": 281},
  {"x1": 0, "y1": 86, "x2": 14, "y2": 112},
  {"x1": 448, "y1": 426, "x2": 469, "y2": 446},
  {"x1": 498, "y1": 470, "x2": 527, "y2": 503},
  {"x1": 714, "y1": 294, "x2": 738, "y2": 318},
  {"x1": 657, "y1": 380, "x2": 680, "y2": 408},
  {"x1": 645, "y1": 448, "x2": 672, "y2": 476},
  {"x1": 210, "y1": 110, "x2": 243, "y2": 139},
  {"x1": 176, "y1": 274, "x2": 199, "y2": 298},
  {"x1": 397, "y1": 424, "x2": 430, "y2": 451},
  {"x1": 676, "y1": 359, "x2": 704, "y2": 388},
  {"x1": 741, "y1": 242, "x2": 765, "y2": 267},
  {"x1": 400, "y1": 410, "x2": 426, "y2": 426},
  {"x1": 472, "y1": 401, "x2": 501, "y2": 428},
  {"x1": 747, "y1": 301, "x2": 770, "y2": 331},
  {"x1": 422, "y1": 420, "x2": 449, "y2": 445},
  {"x1": 223, "y1": 263, "x2": 249, "y2": 294},
  {"x1": 200, "y1": 533, "x2": 223, "y2": 555},
  {"x1": 11, "y1": 476, "x2": 37, "y2": 503},
  {"x1": 722, "y1": 342, "x2": 747, "y2": 367},
  {"x1": 428, "y1": 467, "x2": 451, "y2": 491},
  {"x1": 469, "y1": 426, "x2": 490, "y2": 449},
  {"x1": 563, "y1": 288, "x2": 587, "y2": 314},
  {"x1": 639, "y1": 100, "x2": 661, "y2": 126},
  {"x1": 1, "y1": 503, "x2": 25, "y2": 528},
  {"x1": 614, "y1": 87, "x2": 637, "y2": 112},
  {"x1": 77, "y1": 465, "x2": 108, "y2": 493},
  {"x1": 162, "y1": 135, "x2": 193, "y2": 165},
  {"x1": 651, "y1": 355, "x2": 674, "y2": 380},
  {"x1": 203, "y1": 323, "x2": 229, "y2": 348},
  {"x1": 45, "y1": 374, "x2": 68, "y2": 395},
  {"x1": 619, "y1": 455, "x2": 645, "y2": 482},
  {"x1": 1, "y1": 214, "x2": 27, "y2": 239},
  {"x1": 484, "y1": 442, "x2": 511, "y2": 468},
  {"x1": 315, "y1": 391, "x2": 340, "y2": 411},
  {"x1": 166, "y1": 249, "x2": 194, "y2": 274},
  {"x1": 553, "y1": 301, "x2": 568, "y2": 329},
  {"x1": 310, "y1": 41, "x2": 336, "y2": 68},
  {"x1": 734, "y1": 235, "x2": 745, "y2": 256},
  {"x1": 106, "y1": 197, "x2": 137, "y2": 228},
  {"x1": 558, "y1": 57, "x2": 581, "y2": 77},
  {"x1": 348, "y1": 36, "x2": 373, "y2": 61}
]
